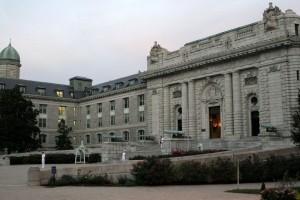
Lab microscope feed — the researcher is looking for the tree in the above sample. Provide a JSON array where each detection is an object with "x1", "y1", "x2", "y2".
[
  {"x1": 0, "y1": 87, "x2": 41, "y2": 153},
  {"x1": 55, "y1": 119, "x2": 73, "y2": 150},
  {"x1": 291, "y1": 89, "x2": 300, "y2": 148}
]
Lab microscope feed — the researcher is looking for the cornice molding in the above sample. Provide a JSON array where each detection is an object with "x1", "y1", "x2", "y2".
[{"x1": 140, "y1": 36, "x2": 299, "y2": 80}]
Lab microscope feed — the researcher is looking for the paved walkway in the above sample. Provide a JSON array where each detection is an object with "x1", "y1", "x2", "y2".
[{"x1": 0, "y1": 164, "x2": 274, "y2": 200}]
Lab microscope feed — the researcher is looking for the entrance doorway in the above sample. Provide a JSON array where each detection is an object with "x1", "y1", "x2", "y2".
[
  {"x1": 209, "y1": 106, "x2": 221, "y2": 139},
  {"x1": 251, "y1": 111, "x2": 260, "y2": 136}
]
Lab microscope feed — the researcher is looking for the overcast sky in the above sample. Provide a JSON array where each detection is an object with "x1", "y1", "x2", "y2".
[{"x1": 1, "y1": 0, "x2": 299, "y2": 85}]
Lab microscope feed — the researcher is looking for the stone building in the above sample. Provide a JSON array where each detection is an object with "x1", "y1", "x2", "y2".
[{"x1": 0, "y1": 3, "x2": 299, "y2": 149}]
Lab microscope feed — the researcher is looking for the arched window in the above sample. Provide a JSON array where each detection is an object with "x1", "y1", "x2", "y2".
[
  {"x1": 138, "y1": 130, "x2": 145, "y2": 141},
  {"x1": 97, "y1": 133, "x2": 102, "y2": 143},
  {"x1": 123, "y1": 131, "x2": 129, "y2": 141}
]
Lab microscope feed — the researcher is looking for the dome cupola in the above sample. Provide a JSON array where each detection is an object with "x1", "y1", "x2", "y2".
[{"x1": 0, "y1": 41, "x2": 20, "y2": 62}]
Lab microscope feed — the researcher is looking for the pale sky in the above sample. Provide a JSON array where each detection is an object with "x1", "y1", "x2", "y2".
[{"x1": 1, "y1": 0, "x2": 299, "y2": 85}]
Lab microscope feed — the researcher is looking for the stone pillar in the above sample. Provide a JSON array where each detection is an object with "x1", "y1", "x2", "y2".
[
  {"x1": 232, "y1": 72, "x2": 243, "y2": 137},
  {"x1": 188, "y1": 80, "x2": 197, "y2": 139},
  {"x1": 182, "y1": 82, "x2": 188, "y2": 133},
  {"x1": 224, "y1": 73, "x2": 233, "y2": 135},
  {"x1": 163, "y1": 85, "x2": 170, "y2": 131}
]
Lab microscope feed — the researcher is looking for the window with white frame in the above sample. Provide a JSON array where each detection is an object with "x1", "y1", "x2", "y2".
[
  {"x1": 124, "y1": 113, "x2": 129, "y2": 124},
  {"x1": 110, "y1": 115, "x2": 115, "y2": 126},
  {"x1": 39, "y1": 104, "x2": 47, "y2": 114},
  {"x1": 98, "y1": 117, "x2": 102, "y2": 127},
  {"x1": 139, "y1": 94, "x2": 144, "y2": 106},
  {"x1": 139, "y1": 111, "x2": 145, "y2": 122},
  {"x1": 138, "y1": 130, "x2": 145, "y2": 140},
  {"x1": 37, "y1": 88, "x2": 46, "y2": 95},
  {"x1": 39, "y1": 118, "x2": 46, "y2": 128}
]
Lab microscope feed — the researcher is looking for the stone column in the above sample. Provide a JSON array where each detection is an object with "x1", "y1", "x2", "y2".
[
  {"x1": 224, "y1": 73, "x2": 233, "y2": 135},
  {"x1": 232, "y1": 72, "x2": 243, "y2": 137},
  {"x1": 188, "y1": 80, "x2": 197, "y2": 139},
  {"x1": 182, "y1": 82, "x2": 188, "y2": 133},
  {"x1": 163, "y1": 85, "x2": 170, "y2": 131}
]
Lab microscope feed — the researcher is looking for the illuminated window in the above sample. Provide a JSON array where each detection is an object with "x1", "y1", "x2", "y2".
[
  {"x1": 58, "y1": 106, "x2": 66, "y2": 115},
  {"x1": 73, "y1": 120, "x2": 76, "y2": 126},
  {"x1": 56, "y1": 90, "x2": 64, "y2": 97}
]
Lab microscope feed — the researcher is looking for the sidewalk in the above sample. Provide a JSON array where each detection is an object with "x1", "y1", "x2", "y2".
[{"x1": 0, "y1": 164, "x2": 272, "y2": 200}]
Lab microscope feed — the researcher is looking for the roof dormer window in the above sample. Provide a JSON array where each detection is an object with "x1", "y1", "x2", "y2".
[
  {"x1": 92, "y1": 89, "x2": 98, "y2": 95},
  {"x1": 103, "y1": 85, "x2": 110, "y2": 92},
  {"x1": 70, "y1": 91, "x2": 74, "y2": 98},
  {"x1": 19, "y1": 86, "x2": 26, "y2": 94},
  {"x1": 37, "y1": 88, "x2": 46, "y2": 96},
  {"x1": 0, "y1": 84, "x2": 5, "y2": 90},
  {"x1": 128, "y1": 79, "x2": 137, "y2": 86},
  {"x1": 115, "y1": 82, "x2": 123, "y2": 89},
  {"x1": 56, "y1": 90, "x2": 64, "y2": 97}
]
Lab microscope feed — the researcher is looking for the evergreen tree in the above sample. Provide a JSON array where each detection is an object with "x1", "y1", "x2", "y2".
[
  {"x1": 55, "y1": 119, "x2": 73, "y2": 150},
  {"x1": 0, "y1": 87, "x2": 41, "y2": 153},
  {"x1": 291, "y1": 89, "x2": 300, "y2": 148}
]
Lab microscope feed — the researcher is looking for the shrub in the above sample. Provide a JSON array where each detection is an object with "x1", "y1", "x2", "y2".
[
  {"x1": 87, "y1": 153, "x2": 101, "y2": 163},
  {"x1": 208, "y1": 157, "x2": 236, "y2": 183},
  {"x1": 77, "y1": 173, "x2": 110, "y2": 186},
  {"x1": 261, "y1": 188, "x2": 296, "y2": 200},
  {"x1": 174, "y1": 160, "x2": 208, "y2": 184},
  {"x1": 131, "y1": 156, "x2": 174, "y2": 185},
  {"x1": 263, "y1": 155, "x2": 288, "y2": 181},
  {"x1": 240, "y1": 155, "x2": 264, "y2": 182}
]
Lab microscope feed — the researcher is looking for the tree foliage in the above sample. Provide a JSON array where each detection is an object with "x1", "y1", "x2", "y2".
[
  {"x1": 55, "y1": 119, "x2": 73, "y2": 150},
  {"x1": 0, "y1": 87, "x2": 41, "y2": 153},
  {"x1": 291, "y1": 89, "x2": 300, "y2": 148}
]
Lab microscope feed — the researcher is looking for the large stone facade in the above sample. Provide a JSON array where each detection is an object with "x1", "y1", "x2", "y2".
[{"x1": 0, "y1": 3, "x2": 300, "y2": 148}]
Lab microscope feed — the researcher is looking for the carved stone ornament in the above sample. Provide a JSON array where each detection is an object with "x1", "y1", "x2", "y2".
[
  {"x1": 172, "y1": 86, "x2": 182, "y2": 98},
  {"x1": 150, "y1": 41, "x2": 162, "y2": 64},
  {"x1": 182, "y1": 50, "x2": 189, "y2": 62},
  {"x1": 152, "y1": 89, "x2": 158, "y2": 95},
  {"x1": 245, "y1": 77, "x2": 257, "y2": 86},
  {"x1": 263, "y1": 2, "x2": 282, "y2": 31},
  {"x1": 224, "y1": 38, "x2": 232, "y2": 49},
  {"x1": 269, "y1": 65, "x2": 280, "y2": 72}
]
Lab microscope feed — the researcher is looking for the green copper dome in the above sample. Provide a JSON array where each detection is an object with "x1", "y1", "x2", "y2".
[{"x1": 0, "y1": 42, "x2": 20, "y2": 62}]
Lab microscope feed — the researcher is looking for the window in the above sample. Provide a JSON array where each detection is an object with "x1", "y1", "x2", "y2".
[
  {"x1": 124, "y1": 113, "x2": 129, "y2": 124},
  {"x1": 58, "y1": 106, "x2": 66, "y2": 115},
  {"x1": 39, "y1": 118, "x2": 46, "y2": 128},
  {"x1": 128, "y1": 79, "x2": 136, "y2": 86},
  {"x1": 39, "y1": 104, "x2": 47, "y2": 114},
  {"x1": 110, "y1": 100, "x2": 115, "y2": 111},
  {"x1": 138, "y1": 130, "x2": 145, "y2": 140},
  {"x1": 116, "y1": 82, "x2": 123, "y2": 89},
  {"x1": 0, "y1": 84, "x2": 5, "y2": 90},
  {"x1": 86, "y1": 105, "x2": 90, "y2": 115},
  {"x1": 74, "y1": 107, "x2": 77, "y2": 116},
  {"x1": 56, "y1": 90, "x2": 64, "y2": 97},
  {"x1": 103, "y1": 86, "x2": 109, "y2": 92},
  {"x1": 296, "y1": 24, "x2": 299, "y2": 36},
  {"x1": 92, "y1": 89, "x2": 98, "y2": 95},
  {"x1": 40, "y1": 134, "x2": 47, "y2": 144},
  {"x1": 124, "y1": 97, "x2": 129, "y2": 108},
  {"x1": 87, "y1": 119, "x2": 90, "y2": 128},
  {"x1": 97, "y1": 134, "x2": 102, "y2": 143},
  {"x1": 297, "y1": 71, "x2": 299, "y2": 81},
  {"x1": 139, "y1": 111, "x2": 145, "y2": 122},
  {"x1": 98, "y1": 117, "x2": 102, "y2": 127},
  {"x1": 98, "y1": 103, "x2": 102, "y2": 113},
  {"x1": 37, "y1": 88, "x2": 46, "y2": 96},
  {"x1": 139, "y1": 94, "x2": 144, "y2": 106},
  {"x1": 70, "y1": 91, "x2": 74, "y2": 98},
  {"x1": 110, "y1": 115, "x2": 115, "y2": 126},
  {"x1": 73, "y1": 120, "x2": 76, "y2": 127},
  {"x1": 85, "y1": 135, "x2": 90, "y2": 144},
  {"x1": 19, "y1": 86, "x2": 26, "y2": 93},
  {"x1": 123, "y1": 131, "x2": 129, "y2": 141}
]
